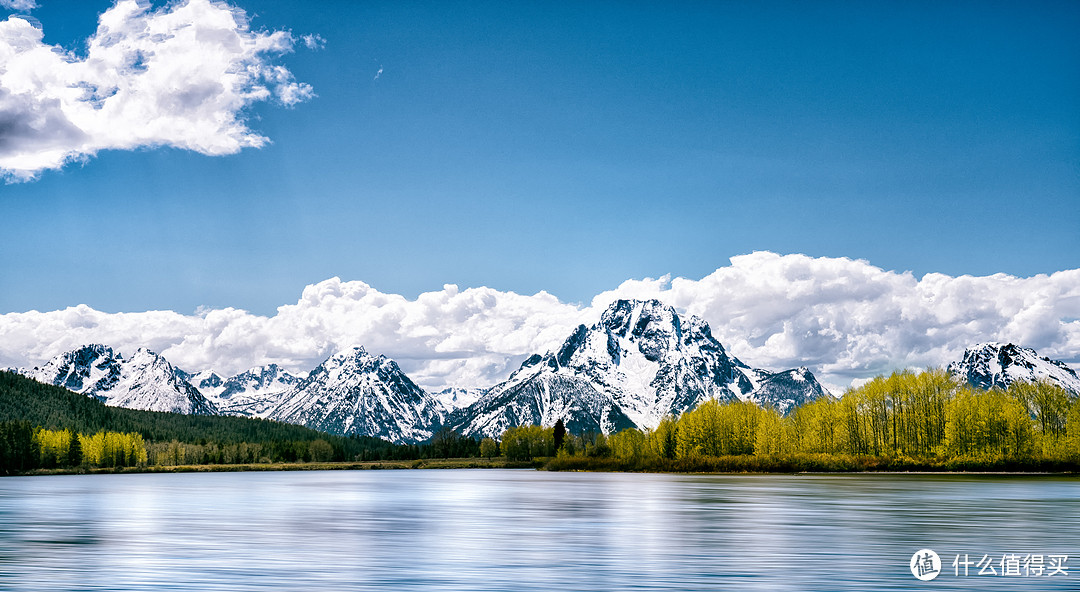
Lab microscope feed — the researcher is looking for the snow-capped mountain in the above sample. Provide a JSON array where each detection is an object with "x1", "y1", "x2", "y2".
[
  {"x1": 24, "y1": 345, "x2": 218, "y2": 415},
  {"x1": 267, "y1": 347, "x2": 443, "y2": 443},
  {"x1": 212, "y1": 364, "x2": 304, "y2": 417},
  {"x1": 432, "y1": 386, "x2": 487, "y2": 414},
  {"x1": 948, "y1": 343, "x2": 1080, "y2": 394},
  {"x1": 453, "y1": 299, "x2": 829, "y2": 438}
]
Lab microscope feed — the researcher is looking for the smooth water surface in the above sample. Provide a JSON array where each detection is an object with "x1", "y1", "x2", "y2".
[{"x1": 0, "y1": 470, "x2": 1077, "y2": 591}]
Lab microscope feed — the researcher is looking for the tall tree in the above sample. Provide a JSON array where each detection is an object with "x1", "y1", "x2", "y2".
[{"x1": 553, "y1": 418, "x2": 566, "y2": 452}]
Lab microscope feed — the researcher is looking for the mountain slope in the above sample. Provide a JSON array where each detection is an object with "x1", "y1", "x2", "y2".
[
  {"x1": 948, "y1": 343, "x2": 1080, "y2": 394},
  {"x1": 24, "y1": 345, "x2": 218, "y2": 415},
  {"x1": 454, "y1": 299, "x2": 828, "y2": 438},
  {"x1": 267, "y1": 347, "x2": 442, "y2": 443}
]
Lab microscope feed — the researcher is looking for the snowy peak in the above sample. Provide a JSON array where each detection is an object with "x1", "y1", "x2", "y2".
[
  {"x1": 948, "y1": 343, "x2": 1080, "y2": 394},
  {"x1": 26, "y1": 344, "x2": 122, "y2": 398},
  {"x1": 27, "y1": 345, "x2": 218, "y2": 415},
  {"x1": 267, "y1": 347, "x2": 442, "y2": 443},
  {"x1": 598, "y1": 299, "x2": 724, "y2": 361},
  {"x1": 455, "y1": 299, "x2": 828, "y2": 438}
]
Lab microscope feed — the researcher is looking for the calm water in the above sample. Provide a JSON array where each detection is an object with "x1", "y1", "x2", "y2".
[{"x1": 0, "y1": 470, "x2": 1077, "y2": 591}]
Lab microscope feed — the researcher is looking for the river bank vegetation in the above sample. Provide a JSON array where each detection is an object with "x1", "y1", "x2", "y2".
[
  {"x1": 534, "y1": 370, "x2": 1080, "y2": 472},
  {"x1": 4, "y1": 369, "x2": 1079, "y2": 475}
]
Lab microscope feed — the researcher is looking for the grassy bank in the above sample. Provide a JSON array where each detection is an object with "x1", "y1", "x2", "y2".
[
  {"x1": 541, "y1": 453, "x2": 1080, "y2": 474},
  {"x1": 9, "y1": 454, "x2": 1078, "y2": 476},
  {"x1": 12, "y1": 457, "x2": 542, "y2": 477}
]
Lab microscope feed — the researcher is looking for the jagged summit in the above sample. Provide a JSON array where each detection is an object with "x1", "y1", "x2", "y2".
[
  {"x1": 948, "y1": 342, "x2": 1080, "y2": 394},
  {"x1": 454, "y1": 299, "x2": 828, "y2": 438},
  {"x1": 24, "y1": 344, "x2": 218, "y2": 415}
]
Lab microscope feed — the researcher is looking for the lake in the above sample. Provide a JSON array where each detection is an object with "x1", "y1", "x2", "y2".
[{"x1": 0, "y1": 470, "x2": 1076, "y2": 591}]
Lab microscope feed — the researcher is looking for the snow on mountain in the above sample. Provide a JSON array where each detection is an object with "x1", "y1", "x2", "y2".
[
  {"x1": 747, "y1": 367, "x2": 830, "y2": 415},
  {"x1": 267, "y1": 347, "x2": 443, "y2": 443},
  {"x1": 211, "y1": 364, "x2": 304, "y2": 418},
  {"x1": 25, "y1": 344, "x2": 218, "y2": 415},
  {"x1": 431, "y1": 386, "x2": 487, "y2": 414},
  {"x1": 948, "y1": 343, "x2": 1080, "y2": 394},
  {"x1": 453, "y1": 299, "x2": 829, "y2": 439},
  {"x1": 176, "y1": 369, "x2": 226, "y2": 398}
]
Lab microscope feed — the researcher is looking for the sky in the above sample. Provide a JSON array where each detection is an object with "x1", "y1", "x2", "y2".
[{"x1": 1, "y1": 0, "x2": 1078, "y2": 392}]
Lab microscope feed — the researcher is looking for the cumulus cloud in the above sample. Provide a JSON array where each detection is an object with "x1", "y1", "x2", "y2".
[
  {"x1": 0, "y1": 280, "x2": 590, "y2": 391},
  {"x1": 0, "y1": 1, "x2": 36, "y2": 11},
  {"x1": 2, "y1": 253, "x2": 1078, "y2": 393},
  {"x1": 594, "y1": 252, "x2": 1080, "y2": 392},
  {"x1": 0, "y1": 0, "x2": 313, "y2": 181}
]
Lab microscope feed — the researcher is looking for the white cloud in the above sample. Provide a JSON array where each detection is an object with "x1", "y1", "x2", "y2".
[
  {"x1": 594, "y1": 252, "x2": 1080, "y2": 391},
  {"x1": 0, "y1": 1, "x2": 37, "y2": 11},
  {"x1": 0, "y1": 0, "x2": 313, "y2": 181},
  {"x1": 301, "y1": 33, "x2": 325, "y2": 50},
  {"x1": 2, "y1": 253, "x2": 1079, "y2": 393}
]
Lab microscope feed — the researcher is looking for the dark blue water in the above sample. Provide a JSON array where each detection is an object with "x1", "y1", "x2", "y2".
[{"x1": 0, "y1": 470, "x2": 1076, "y2": 591}]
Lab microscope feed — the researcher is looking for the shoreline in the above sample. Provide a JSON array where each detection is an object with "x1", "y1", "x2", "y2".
[
  {"x1": 5, "y1": 457, "x2": 537, "y2": 477},
  {"x1": 5, "y1": 456, "x2": 1078, "y2": 477}
]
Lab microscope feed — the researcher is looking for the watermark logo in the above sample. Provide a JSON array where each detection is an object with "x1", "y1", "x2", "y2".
[
  {"x1": 911, "y1": 549, "x2": 942, "y2": 581},
  {"x1": 952, "y1": 553, "x2": 1069, "y2": 578},
  {"x1": 908, "y1": 550, "x2": 1070, "y2": 580}
]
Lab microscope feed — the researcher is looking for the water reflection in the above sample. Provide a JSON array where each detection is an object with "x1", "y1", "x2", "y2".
[{"x1": 0, "y1": 471, "x2": 1076, "y2": 591}]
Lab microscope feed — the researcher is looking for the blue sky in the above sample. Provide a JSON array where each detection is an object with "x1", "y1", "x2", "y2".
[{"x1": 2, "y1": 0, "x2": 1078, "y2": 318}]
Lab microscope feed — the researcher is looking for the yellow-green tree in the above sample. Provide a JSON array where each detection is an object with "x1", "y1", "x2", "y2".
[
  {"x1": 500, "y1": 425, "x2": 555, "y2": 460},
  {"x1": 1009, "y1": 380, "x2": 1073, "y2": 455},
  {"x1": 609, "y1": 428, "x2": 648, "y2": 460},
  {"x1": 479, "y1": 437, "x2": 498, "y2": 459},
  {"x1": 647, "y1": 415, "x2": 678, "y2": 459},
  {"x1": 80, "y1": 431, "x2": 148, "y2": 467},
  {"x1": 676, "y1": 399, "x2": 763, "y2": 457},
  {"x1": 944, "y1": 387, "x2": 1032, "y2": 459}
]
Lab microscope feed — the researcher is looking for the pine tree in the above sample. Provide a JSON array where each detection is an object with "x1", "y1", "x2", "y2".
[
  {"x1": 553, "y1": 418, "x2": 566, "y2": 451},
  {"x1": 66, "y1": 429, "x2": 82, "y2": 467}
]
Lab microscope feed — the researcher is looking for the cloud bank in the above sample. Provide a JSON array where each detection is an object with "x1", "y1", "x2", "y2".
[
  {"x1": 0, "y1": 0, "x2": 313, "y2": 181},
  {"x1": 2, "y1": 252, "x2": 1078, "y2": 393}
]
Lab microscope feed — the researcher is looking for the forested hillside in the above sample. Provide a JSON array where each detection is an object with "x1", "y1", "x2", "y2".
[{"x1": 0, "y1": 370, "x2": 420, "y2": 473}]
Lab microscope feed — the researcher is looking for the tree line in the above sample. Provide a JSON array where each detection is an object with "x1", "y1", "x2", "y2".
[{"x1": 504, "y1": 370, "x2": 1080, "y2": 470}]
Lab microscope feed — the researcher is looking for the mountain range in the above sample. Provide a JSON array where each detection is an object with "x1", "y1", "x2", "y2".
[{"x1": 8, "y1": 300, "x2": 1078, "y2": 444}]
